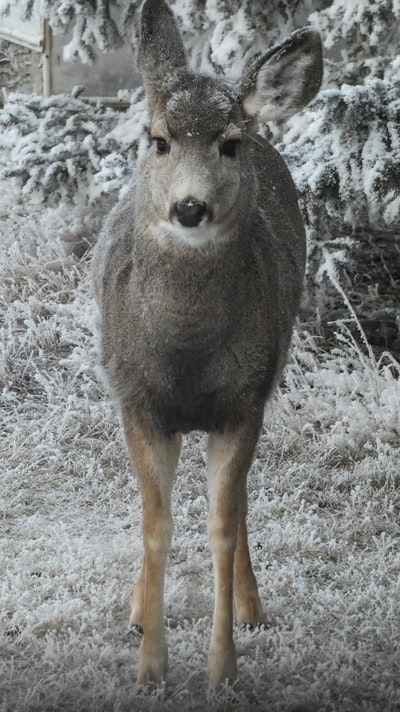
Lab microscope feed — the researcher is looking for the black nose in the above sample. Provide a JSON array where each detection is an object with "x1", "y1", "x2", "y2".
[{"x1": 173, "y1": 199, "x2": 207, "y2": 228}]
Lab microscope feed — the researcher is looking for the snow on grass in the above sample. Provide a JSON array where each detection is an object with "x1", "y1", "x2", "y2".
[{"x1": 1, "y1": 180, "x2": 400, "y2": 711}]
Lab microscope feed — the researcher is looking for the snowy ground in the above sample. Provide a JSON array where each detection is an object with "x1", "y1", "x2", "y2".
[{"x1": 1, "y1": 180, "x2": 400, "y2": 712}]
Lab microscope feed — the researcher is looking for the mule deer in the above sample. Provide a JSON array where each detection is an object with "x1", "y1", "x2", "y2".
[{"x1": 92, "y1": 0, "x2": 322, "y2": 689}]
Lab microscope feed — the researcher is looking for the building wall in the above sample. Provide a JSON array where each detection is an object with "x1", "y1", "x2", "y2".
[
  {"x1": 0, "y1": 35, "x2": 140, "y2": 101},
  {"x1": 0, "y1": 40, "x2": 43, "y2": 101}
]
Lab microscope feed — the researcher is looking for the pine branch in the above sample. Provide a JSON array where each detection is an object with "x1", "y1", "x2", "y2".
[{"x1": 0, "y1": 91, "x2": 144, "y2": 202}]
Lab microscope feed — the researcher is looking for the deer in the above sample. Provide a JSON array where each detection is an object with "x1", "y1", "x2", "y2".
[{"x1": 92, "y1": 0, "x2": 322, "y2": 689}]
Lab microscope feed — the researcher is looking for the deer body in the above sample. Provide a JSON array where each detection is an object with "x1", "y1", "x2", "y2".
[
  {"x1": 93, "y1": 0, "x2": 322, "y2": 689},
  {"x1": 98, "y1": 134, "x2": 304, "y2": 436}
]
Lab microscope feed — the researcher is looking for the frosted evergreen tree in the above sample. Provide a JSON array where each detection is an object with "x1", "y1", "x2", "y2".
[{"x1": 0, "y1": 0, "x2": 399, "y2": 345}]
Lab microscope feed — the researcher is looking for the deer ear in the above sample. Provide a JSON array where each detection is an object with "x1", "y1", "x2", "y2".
[
  {"x1": 240, "y1": 28, "x2": 323, "y2": 122},
  {"x1": 139, "y1": 0, "x2": 187, "y2": 111}
]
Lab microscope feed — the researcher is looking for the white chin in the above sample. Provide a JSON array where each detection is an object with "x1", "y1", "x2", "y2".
[{"x1": 151, "y1": 220, "x2": 224, "y2": 249}]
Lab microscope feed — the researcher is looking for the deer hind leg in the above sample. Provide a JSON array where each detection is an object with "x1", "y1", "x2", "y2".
[
  {"x1": 206, "y1": 414, "x2": 262, "y2": 688},
  {"x1": 123, "y1": 413, "x2": 181, "y2": 685},
  {"x1": 129, "y1": 557, "x2": 145, "y2": 632},
  {"x1": 233, "y1": 487, "x2": 264, "y2": 626}
]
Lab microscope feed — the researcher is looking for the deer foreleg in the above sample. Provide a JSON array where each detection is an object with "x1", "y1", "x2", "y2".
[
  {"x1": 206, "y1": 416, "x2": 262, "y2": 688},
  {"x1": 124, "y1": 415, "x2": 181, "y2": 685}
]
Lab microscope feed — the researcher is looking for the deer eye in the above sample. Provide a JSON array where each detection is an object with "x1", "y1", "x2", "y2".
[
  {"x1": 153, "y1": 137, "x2": 169, "y2": 155},
  {"x1": 220, "y1": 139, "x2": 241, "y2": 158}
]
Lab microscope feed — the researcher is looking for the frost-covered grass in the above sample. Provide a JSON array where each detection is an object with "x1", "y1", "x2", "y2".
[{"x1": 1, "y1": 180, "x2": 400, "y2": 712}]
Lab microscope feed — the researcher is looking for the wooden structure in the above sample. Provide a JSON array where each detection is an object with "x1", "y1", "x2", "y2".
[{"x1": 0, "y1": 9, "x2": 138, "y2": 104}]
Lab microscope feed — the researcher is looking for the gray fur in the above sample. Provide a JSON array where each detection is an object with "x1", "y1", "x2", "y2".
[
  {"x1": 92, "y1": 0, "x2": 322, "y2": 685},
  {"x1": 93, "y1": 127, "x2": 306, "y2": 434},
  {"x1": 93, "y1": 12, "x2": 322, "y2": 432}
]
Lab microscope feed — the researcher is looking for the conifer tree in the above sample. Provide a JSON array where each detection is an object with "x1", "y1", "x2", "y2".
[{"x1": 0, "y1": 0, "x2": 399, "y2": 345}]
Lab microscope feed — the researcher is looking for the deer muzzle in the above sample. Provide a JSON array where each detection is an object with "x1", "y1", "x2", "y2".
[{"x1": 171, "y1": 198, "x2": 209, "y2": 228}]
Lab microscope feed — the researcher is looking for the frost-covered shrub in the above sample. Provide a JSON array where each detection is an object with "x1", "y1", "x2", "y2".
[
  {"x1": 0, "y1": 0, "x2": 399, "y2": 330},
  {"x1": 0, "y1": 0, "x2": 320, "y2": 70},
  {"x1": 1, "y1": 0, "x2": 399, "y2": 216},
  {"x1": 0, "y1": 88, "x2": 147, "y2": 202},
  {"x1": 280, "y1": 69, "x2": 400, "y2": 276},
  {"x1": 0, "y1": 0, "x2": 320, "y2": 204},
  {"x1": 0, "y1": 0, "x2": 137, "y2": 64}
]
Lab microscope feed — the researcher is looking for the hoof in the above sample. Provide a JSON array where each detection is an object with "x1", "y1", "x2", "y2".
[
  {"x1": 234, "y1": 596, "x2": 264, "y2": 627},
  {"x1": 137, "y1": 653, "x2": 168, "y2": 685},
  {"x1": 208, "y1": 643, "x2": 237, "y2": 689},
  {"x1": 129, "y1": 623, "x2": 144, "y2": 637},
  {"x1": 239, "y1": 621, "x2": 267, "y2": 633}
]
